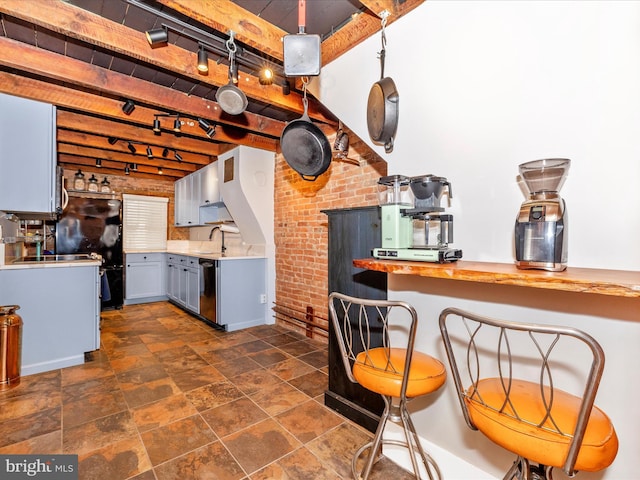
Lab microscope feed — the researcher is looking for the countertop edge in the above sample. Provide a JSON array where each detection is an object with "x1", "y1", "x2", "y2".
[{"x1": 353, "y1": 258, "x2": 640, "y2": 298}]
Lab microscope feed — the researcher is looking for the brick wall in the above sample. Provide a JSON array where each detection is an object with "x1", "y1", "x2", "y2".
[{"x1": 274, "y1": 130, "x2": 387, "y2": 340}]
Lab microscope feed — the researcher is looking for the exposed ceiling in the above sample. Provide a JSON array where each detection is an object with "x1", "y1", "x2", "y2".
[{"x1": 0, "y1": 0, "x2": 423, "y2": 180}]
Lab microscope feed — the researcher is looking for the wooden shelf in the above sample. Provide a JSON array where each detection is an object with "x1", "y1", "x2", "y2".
[{"x1": 352, "y1": 258, "x2": 640, "y2": 298}]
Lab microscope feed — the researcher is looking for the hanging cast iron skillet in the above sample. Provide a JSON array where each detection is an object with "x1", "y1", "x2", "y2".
[
  {"x1": 216, "y1": 36, "x2": 248, "y2": 116},
  {"x1": 280, "y1": 86, "x2": 332, "y2": 181},
  {"x1": 367, "y1": 17, "x2": 398, "y2": 154}
]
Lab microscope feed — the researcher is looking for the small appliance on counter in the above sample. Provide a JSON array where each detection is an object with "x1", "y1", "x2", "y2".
[
  {"x1": 373, "y1": 174, "x2": 462, "y2": 262},
  {"x1": 514, "y1": 158, "x2": 570, "y2": 272}
]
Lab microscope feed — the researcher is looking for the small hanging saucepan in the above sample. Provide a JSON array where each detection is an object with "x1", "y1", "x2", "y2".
[
  {"x1": 216, "y1": 32, "x2": 248, "y2": 116},
  {"x1": 367, "y1": 12, "x2": 399, "y2": 154},
  {"x1": 280, "y1": 80, "x2": 332, "y2": 181}
]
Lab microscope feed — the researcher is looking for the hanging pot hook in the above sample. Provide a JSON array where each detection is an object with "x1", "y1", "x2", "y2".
[
  {"x1": 226, "y1": 31, "x2": 238, "y2": 84},
  {"x1": 377, "y1": 11, "x2": 390, "y2": 79}
]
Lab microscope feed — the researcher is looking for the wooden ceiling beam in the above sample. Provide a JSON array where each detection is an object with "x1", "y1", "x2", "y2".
[
  {"x1": 0, "y1": 70, "x2": 278, "y2": 154},
  {"x1": 0, "y1": 0, "x2": 334, "y2": 123},
  {"x1": 58, "y1": 127, "x2": 210, "y2": 166},
  {"x1": 156, "y1": 0, "x2": 287, "y2": 63},
  {"x1": 59, "y1": 155, "x2": 180, "y2": 181},
  {"x1": 0, "y1": 37, "x2": 286, "y2": 141},
  {"x1": 57, "y1": 110, "x2": 221, "y2": 161},
  {"x1": 57, "y1": 144, "x2": 195, "y2": 174}
]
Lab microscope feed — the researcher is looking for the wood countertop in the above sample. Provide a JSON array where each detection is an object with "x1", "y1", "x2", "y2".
[{"x1": 352, "y1": 258, "x2": 640, "y2": 298}]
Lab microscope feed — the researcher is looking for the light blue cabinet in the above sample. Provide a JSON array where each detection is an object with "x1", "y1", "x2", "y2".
[
  {"x1": 218, "y1": 257, "x2": 267, "y2": 331},
  {"x1": 124, "y1": 252, "x2": 167, "y2": 304},
  {"x1": 166, "y1": 254, "x2": 199, "y2": 314},
  {"x1": 0, "y1": 264, "x2": 100, "y2": 375},
  {"x1": 0, "y1": 93, "x2": 57, "y2": 216}
]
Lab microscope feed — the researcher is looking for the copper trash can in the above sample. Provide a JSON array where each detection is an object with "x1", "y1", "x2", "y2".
[{"x1": 0, "y1": 305, "x2": 22, "y2": 390}]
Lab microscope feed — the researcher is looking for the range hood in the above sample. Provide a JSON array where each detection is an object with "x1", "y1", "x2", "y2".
[{"x1": 216, "y1": 146, "x2": 274, "y2": 247}]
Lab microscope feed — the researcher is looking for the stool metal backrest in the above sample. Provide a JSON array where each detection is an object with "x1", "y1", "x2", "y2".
[
  {"x1": 330, "y1": 292, "x2": 446, "y2": 479},
  {"x1": 439, "y1": 307, "x2": 618, "y2": 479}
]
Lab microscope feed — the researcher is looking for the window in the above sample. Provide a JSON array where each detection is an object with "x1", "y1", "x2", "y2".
[{"x1": 122, "y1": 194, "x2": 168, "y2": 251}]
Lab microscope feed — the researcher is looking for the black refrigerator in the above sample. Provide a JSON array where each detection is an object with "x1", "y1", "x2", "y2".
[{"x1": 55, "y1": 196, "x2": 124, "y2": 310}]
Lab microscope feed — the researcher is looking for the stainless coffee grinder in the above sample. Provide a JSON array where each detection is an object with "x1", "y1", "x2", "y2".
[
  {"x1": 514, "y1": 158, "x2": 570, "y2": 271},
  {"x1": 373, "y1": 174, "x2": 462, "y2": 262}
]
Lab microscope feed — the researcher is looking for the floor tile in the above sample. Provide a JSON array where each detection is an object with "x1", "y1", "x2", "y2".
[
  {"x1": 287, "y1": 369, "x2": 329, "y2": 398},
  {"x1": 141, "y1": 415, "x2": 216, "y2": 466},
  {"x1": 228, "y1": 368, "x2": 283, "y2": 396},
  {"x1": 63, "y1": 410, "x2": 138, "y2": 455},
  {"x1": 184, "y1": 380, "x2": 245, "y2": 411},
  {"x1": 153, "y1": 441, "x2": 245, "y2": 480},
  {"x1": 130, "y1": 393, "x2": 198, "y2": 432},
  {"x1": 200, "y1": 396, "x2": 268, "y2": 438},
  {"x1": 0, "y1": 406, "x2": 61, "y2": 448},
  {"x1": 250, "y1": 381, "x2": 311, "y2": 416},
  {"x1": 250, "y1": 446, "x2": 342, "y2": 480},
  {"x1": 276, "y1": 399, "x2": 344, "y2": 443},
  {"x1": 78, "y1": 436, "x2": 152, "y2": 479},
  {"x1": 268, "y1": 357, "x2": 315, "y2": 381},
  {"x1": 222, "y1": 418, "x2": 301, "y2": 474}
]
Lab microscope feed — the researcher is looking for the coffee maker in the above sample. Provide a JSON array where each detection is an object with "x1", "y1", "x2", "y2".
[
  {"x1": 373, "y1": 174, "x2": 462, "y2": 262},
  {"x1": 514, "y1": 158, "x2": 570, "y2": 271}
]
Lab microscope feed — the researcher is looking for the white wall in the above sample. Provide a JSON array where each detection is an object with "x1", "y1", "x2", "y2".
[{"x1": 319, "y1": 2, "x2": 640, "y2": 478}]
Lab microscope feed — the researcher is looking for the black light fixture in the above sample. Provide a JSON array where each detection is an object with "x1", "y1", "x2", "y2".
[
  {"x1": 108, "y1": 136, "x2": 118, "y2": 145},
  {"x1": 282, "y1": 81, "x2": 291, "y2": 95},
  {"x1": 146, "y1": 146, "x2": 153, "y2": 159},
  {"x1": 95, "y1": 158, "x2": 102, "y2": 167},
  {"x1": 157, "y1": 166, "x2": 164, "y2": 175},
  {"x1": 145, "y1": 27, "x2": 168, "y2": 46},
  {"x1": 152, "y1": 118, "x2": 161, "y2": 133},
  {"x1": 174, "y1": 151, "x2": 183, "y2": 162},
  {"x1": 124, "y1": 164, "x2": 130, "y2": 175},
  {"x1": 162, "y1": 147, "x2": 169, "y2": 158},
  {"x1": 173, "y1": 116, "x2": 181, "y2": 133},
  {"x1": 131, "y1": 163, "x2": 138, "y2": 172},
  {"x1": 197, "y1": 118, "x2": 216, "y2": 138},
  {"x1": 259, "y1": 67, "x2": 274, "y2": 85},
  {"x1": 197, "y1": 46, "x2": 209, "y2": 73},
  {"x1": 127, "y1": 142, "x2": 137, "y2": 154},
  {"x1": 122, "y1": 99, "x2": 135, "y2": 115}
]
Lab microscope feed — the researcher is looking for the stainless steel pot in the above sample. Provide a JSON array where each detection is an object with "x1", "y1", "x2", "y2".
[{"x1": 216, "y1": 33, "x2": 247, "y2": 116}]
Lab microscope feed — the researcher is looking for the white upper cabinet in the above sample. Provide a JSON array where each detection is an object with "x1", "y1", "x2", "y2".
[
  {"x1": 0, "y1": 93, "x2": 57, "y2": 216},
  {"x1": 200, "y1": 161, "x2": 221, "y2": 206}
]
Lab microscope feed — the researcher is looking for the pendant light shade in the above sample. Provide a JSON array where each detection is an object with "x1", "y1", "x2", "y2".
[{"x1": 146, "y1": 27, "x2": 168, "y2": 46}]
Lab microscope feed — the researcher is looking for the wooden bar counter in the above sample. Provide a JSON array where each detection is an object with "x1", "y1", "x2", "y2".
[{"x1": 353, "y1": 258, "x2": 640, "y2": 298}]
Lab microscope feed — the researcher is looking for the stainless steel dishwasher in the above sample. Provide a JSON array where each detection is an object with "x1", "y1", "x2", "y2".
[{"x1": 198, "y1": 258, "x2": 218, "y2": 325}]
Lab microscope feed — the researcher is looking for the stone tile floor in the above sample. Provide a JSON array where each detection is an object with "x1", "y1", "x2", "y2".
[{"x1": 0, "y1": 302, "x2": 414, "y2": 479}]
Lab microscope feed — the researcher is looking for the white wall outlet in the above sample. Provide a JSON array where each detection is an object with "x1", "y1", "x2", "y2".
[{"x1": 259, "y1": 294, "x2": 267, "y2": 304}]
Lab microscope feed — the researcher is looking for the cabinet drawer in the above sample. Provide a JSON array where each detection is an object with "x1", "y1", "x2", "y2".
[{"x1": 127, "y1": 252, "x2": 165, "y2": 263}]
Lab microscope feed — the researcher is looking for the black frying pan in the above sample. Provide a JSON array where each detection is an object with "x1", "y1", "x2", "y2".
[
  {"x1": 367, "y1": 14, "x2": 398, "y2": 154},
  {"x1": 281, "y1": 93, "x2": 331, "y2": 181}
]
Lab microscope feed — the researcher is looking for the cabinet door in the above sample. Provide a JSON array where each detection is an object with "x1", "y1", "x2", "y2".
[
  {"x1": 200, "y1": 161, "x2": 220, "y2": 206},
  {"x1": 187, "y1": 171, "x2": 202, "y2": 224},
  {"x1": 174, "y1": 177, "x2": 189, "y2": 226},
  {"x1": 126, "y1": 255, "x2": 164, "y2": 299},
  {"x1": 185, "y1": 266, "x2": 200, "y2": 313},
  {"x1": 0, "y1": 93, "x2": 56, "y2": 214}
]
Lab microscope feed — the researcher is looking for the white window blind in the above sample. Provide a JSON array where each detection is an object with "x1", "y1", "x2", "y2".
[{"x1": 122, "y1": 194, "x2": 168, "y2": 250}]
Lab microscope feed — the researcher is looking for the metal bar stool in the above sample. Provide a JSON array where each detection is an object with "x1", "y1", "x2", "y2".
[
  {"x1": 439, "y1": 307, "x2": 618, "y2": 480},
  {"x1": 329, "y1": 292, "x2": 447, "y2": 479}
]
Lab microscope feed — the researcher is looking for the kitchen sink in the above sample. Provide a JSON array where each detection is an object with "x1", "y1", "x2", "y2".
[{"x1": 12, "y1": 253, "x2": 100, "y2": 264}]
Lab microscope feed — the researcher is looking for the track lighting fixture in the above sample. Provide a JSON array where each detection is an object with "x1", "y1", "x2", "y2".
[
  {"x1": 145, "y1": 27, "x2": 168, "y2": 46},
  {"x1": 175, "y1": 152, "x2": 183, "y2": 162},
  {"x1": 158, "y1": 166, "x2": 163, "y2": 175},
  {"x1": 162, "y1": 147, "x2": 169, "y2": 158},
  {"x1": 124, "y1": 165, "x2": 130, "y2": 175},
  {"x1": 122, "y1": 99, "x2": 135, "y2": 115},
  {"x1": 152, "y1": 118, "x2": 161, "y2": 133},
  {"x1": 146, "y1": 146, "x2": 153, "y2": 159},
  {"x1": 108, "y1": 136, "x2": 118, "y2": 145},
  {"x1": 95, "y1": 158, "x2": 102, "y2": 167},
  {"x1": 127, "y1": 142, "x2": 137, "y2": 154},
  {"x1": 197, "y1": 118, "x2": 216, "y2": 138},
  {"x1": 282, "y1": 81, "x2": 291, "y2": 95},
  {"x1": 197, "y1": 46, "x2": 209, "y2": 73},
  {"x1": 173, "y1": 116, "x2": 181, "y2": 133},
  {"x1": 259, "y1": 67, "x2": 274, "y2": 85},
  {"x1": 131, "y1": 163, "x2": 138, "y2": 172}
]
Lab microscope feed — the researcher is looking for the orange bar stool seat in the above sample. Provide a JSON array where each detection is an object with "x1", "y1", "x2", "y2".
[
  {"x1": 439, "y1": 307, "x2": 618, "y2": 480},
  {"x1": 329, "y1": 292, "x2": 446, "y2": 480}
]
